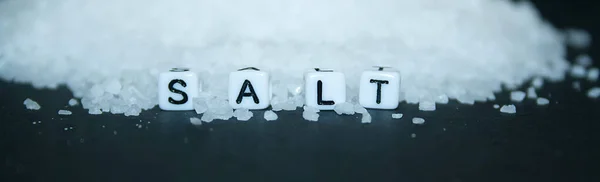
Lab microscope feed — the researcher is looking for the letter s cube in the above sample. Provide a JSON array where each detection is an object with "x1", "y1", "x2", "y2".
[{"x1": 158, "y1": 68, "x2": 199, "y2": 111}]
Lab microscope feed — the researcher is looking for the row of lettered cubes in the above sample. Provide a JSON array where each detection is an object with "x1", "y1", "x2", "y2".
[{"x1": 159, "y1": 67, "x2": 400, "y2": 111}]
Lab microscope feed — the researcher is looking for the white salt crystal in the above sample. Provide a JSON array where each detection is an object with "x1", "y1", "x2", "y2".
[
  {"x1": 575, "y1": 55, "x2": 593, "y2": 67},
  {"x1": 573, "y1": 81, "x2": 581, "y2": 91},
  {"x1": 334, "y1": 102, "x2": 355, "y2": 115},
  {"x1": 570, "y1": 65, "x2": 587, "y2": 78},
  {"x1": 353, "y1": 104, "x2": 367, "y2": 114},
  {"x1": 189, "y1": 117, "x2": 202, "y2": 126},
  {"x1": 587, "y1": 68, "x2": 599, "y2": 82},
  {"x1": 532, "y1": 77, "x2": 544, "y2": 89},
  {"x1": 510, "y1": 91, "x2": 526, "y2": 102},
  {"x1": 500, "y1": 105, "x2": 517, "y2": 114},
  {"x1": 58, "y1": 110, "x2": 72, "y2": 115},
  {"x1": 361, "y1": 113, "x2": 372, "y2": 124},
  {"x1": 104, "y1": 79, "x2": 122, "y2": 95},
  {"x1": 411, "y1": 133, "x2": 417, "y2": 138},
  {"x1": 233, "y1": 109, "x2": 253, "y2": 121},
  {"x1": 23, "y1": 98, "x2": 41, "y2": 110},
  {"x1": 493, "y1": 104, "x2": 500, "y2": 109},
  {"x1": 88, "y1": 108, "x2": 102, "y2": 115},
  {"x1": 68, "y1": 98, "x2": 79, "y2": 106},
  {"x1": 412, "y1": 117, "x2": 425, "y2": 125},
  {"x1": 302, "y1": 106, "x2": 320, "y2": 122},
  {"x1": 587, "y1": 87, "x2": 600, "y2": 99},
  {"x1": 435, "y1": 94, "x2": 449, "y2": 104},
  {"x1": 391, "y1": 113, "x2": 403, "y2": 119},
  {"x1": 418, "y1": 101, "x2": 436, "y2": 111},
  {"x1": 565, "y1": 29, "x2": 592, "y2": 49},
  {"x1": 527, "y1": 87, "x2": 537, "y2": 99},
  {"x1": 193, "y1": 97, "x2": 208, "y2": 114},
  {"x1": 536, "y1": 98, "x2": 550, "y2": 105},
  {"x1": 263, "y1": 110, "x2": 278, "y2": 121}
]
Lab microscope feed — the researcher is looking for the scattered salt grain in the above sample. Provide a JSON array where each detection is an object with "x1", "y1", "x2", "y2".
[
  {"x1": 58, "y1": 110, "x2": 72, "y2": 115},
  {"x1": 353, "y1": 104, "x2": 368, "y2": 114},
  {"x1": 570, "y1": 65, "x2": 587, "y2": 78},
  {"x1": 500, "y1": 105, "x2": 517, "y2": 114},
  {"x1": 565, "y1": 29, "x2": 592, "y2": 49},
  {"x1": 532, "y1": 77, "x2": 544, "y2": 89},
  {"x1": 233, "y1": 109, "x2": 253, "y2": 121},
  {"x1": 189, "y1": 117, "x2": 202, "y2": 126},
  {"x1": 302, "y1": 106, "x2": 320, "y2": 122},
  {"x1": 88, "y1": 108, "x2": 102, "y2": 115},
  {"x1": 263, "y1": 110, "x2": 278, "y2": 121},
  {"x1": 536, "y1": 98, "x2": 550, "y2": 105},
  {"x1": 361, "y1": 113, "x2": 372, "y2": 124},
  {"x1": 391, "y1": 113, "x2": 403, "y2": 119},
  {"x1": 587, "y1": 68, "x2": 599, "y2": 82},
  {"x1": 575, "y1": 55, "x2": 593, "y2": 67},
  {"x1": 193, "y1": 98, "x2": 208, "y2": 114},
  {"x1": 411, "y1": 133, "x2": 417, "y2": 138},
  {"x1": 510, "y1": 91, "x2": 526, "y2": 102},
  {"x1": 493, "y1": 104, "x2": 500, "y2": 109},
  {"x1": 527, "y1": 87, "x2": 537, "y2": 99},
  {"x1": 68, "y1": 98, "x2": 79, "y2": 106},
  {"x1": 587, "y1": 87, "x2": 600, "y2": 99},
  {"x1": 418, "y1": 101, "x2": 436, "y2": 111},
  {"x1": 23, "y1": 98, "x2": 41, "y2": 110},
  {"x1": 412, "y1": 117, "x2": 425, "y2": 125},
  {"x1": 334, "y1": 102, "x2": 355, "y2": 115}
]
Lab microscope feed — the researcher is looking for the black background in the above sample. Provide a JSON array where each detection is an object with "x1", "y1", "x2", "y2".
[{"x1": 1, "y1": 0, "x2": 600, "y2": 181}]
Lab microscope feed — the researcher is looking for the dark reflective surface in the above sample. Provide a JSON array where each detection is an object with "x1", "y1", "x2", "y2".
[{"x1": 1, "y1": 0, "x2": 600, "y2": 181}]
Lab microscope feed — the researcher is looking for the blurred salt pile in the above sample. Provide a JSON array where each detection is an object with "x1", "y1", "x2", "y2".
[{"x1": 0, "y1": 0, "x2": 576, "y2": 118}]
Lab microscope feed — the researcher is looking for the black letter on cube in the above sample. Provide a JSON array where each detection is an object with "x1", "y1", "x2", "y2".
[
  {"x1": 236, "y1": 80, "x2": 260, "y2": 104},
  {"x1": 317, "y1": 80, "x2": 335, "y2": 105},
  {"x1": 168, "y1": 79, "x2": 188, "y2": 105},
  {"x1": 369, "y1": 79, "x2": 389, "y2": 104}
]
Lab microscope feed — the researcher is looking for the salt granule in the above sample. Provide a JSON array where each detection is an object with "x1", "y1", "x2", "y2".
[
  {"x1": 418, "y1": 101, "x2": 436, "y2": 111},
  {"x1": 500, "y1": 105, "x2": 517, "y2": 114},
  {"x1": 411, "y1": 133, "x2": 417, "y2": 138},
  {"x1": 193, "y1": 97, "x2": 208, "y2": 114},
  {"x1": 302, "y1": 106, "x2": 320, "y2": 122},
  {"x1": 353, "y1": 104, "x2": 368, "y2": 114},
  {"x1": 23, "y1": 98, "x2": 41, "y2": 110},
  {"x1": 391, "y1": 113, "x2": 403, "y2": 119},
  {"x1": 412, "y1": 117, "x2": 425, "y2": 125},
  {"x1": 536, "y1": 98, "x2": 550, "y2": 105},
  {"x1": 570, "y1": 65, "x2": 587, "y2": 78},
  {"x1": 0, "y1": 0, "x2": 573, "y2": 116},
  {"x1": 233, "y1": 109, "x2": 253, "y2": 121},
  {"x1": 68, "y1": 98, "x2": 79, "y2": 106},
  {"x1": 527, "y1": 87, "x2": 537, "y2": 99},
  {"x1": 493, "y1": 104, "x2": 500, "y2": 109},
  {"x1": 263, "y1": 110, "x2": 278, "y2": 121},
  {"x1": 189, "y1": 117, "x2": 202, "y2": 126},
  {"x1": 532, "y1": 77, "x2": 544, "y2": 89},
  {"x1": 587, "y1": 68, "x2": 599, "y2": 82},
  {"x1": 575, "y1": 55, "x2": 593, "y2": 67},
  {"x1": 565, "y1": 29, "x2": 592, "y2": 49},
  {"x1": 587, "y1": 87, "x2": 600, "y2": 99},
  {"x1": 58, "y1": 110, "x2": 72, "y2": 115},
  {"x1": 510, "y1": 91, "x2": 526, "y2": 102},
  {"x1": 334, "y1": 102, "x2": 355, "y2": 115},
  {"x1": 361, "y1": 113, "x2": 372, "y2": 124}
]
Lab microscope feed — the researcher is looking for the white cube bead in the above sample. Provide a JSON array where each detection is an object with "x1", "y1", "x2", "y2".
[
  {"x1": 158, "y1": 68, "x2": 199, "y2": 111},
  {"x1": 304, "y1": 68, "x2": 346, "y2": 110},
  {"x1": 359, "y1": 67, "x2": 400, "y2": 109},
  {"x1": 228, "y1": 67, "x2": 271, "y2": 110}
]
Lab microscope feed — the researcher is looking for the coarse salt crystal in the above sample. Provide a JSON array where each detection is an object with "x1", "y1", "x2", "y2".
[
  {"x1": 23, "y1": 98, "x2": 41, "y2": 110},
  {"x1": 527, "y1": 87, "x2": 537, "y2": 99},
  {"x1": 391, "y1": 113, "x2": 403, "y2": 119},
  {"x1": 68, "y1": 98, "x2": 79, "y2": 106},
  {"x1": 570, "y1": 65, "x2": 587, "y2": 78},
  {"x1": 500, "y1": 105, "x2": 516, "y2": 114},
  {"x1": 587, "y1": 68, "x2": 599, "y2": 82},
  {"x1": 189, "y1": 117, "x2": 202, "y2": 125},
  {"x1": 510, "y1": 91, "x2": 526, "y2": 102},
  {"x1": 412, "y1": 117, "x2": 425, "y2": 125},
  {"x1": 361, "y1": 113, "x2": 372, "y2": 123},
  {"x1": 58, "y1": 110, "x2": 72, "y2": 115},
  {"x1": 536, "y1": 98, "x2": 550, "y2": 105},
  {"x1": 418, "y1": 101, "x2": 436, "y2": 111},
  {"x1": 587, "y1": 87, "x2": 600, "y2": 99},
  {"x1": 263, "y1": 110, "x2": 278, "y2": 121}
]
